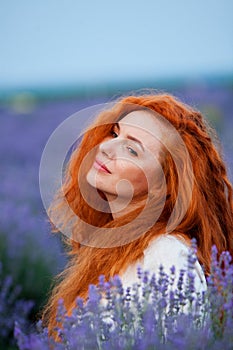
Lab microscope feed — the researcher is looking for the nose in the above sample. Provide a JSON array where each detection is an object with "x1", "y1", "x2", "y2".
[{"x1": 99, "y1": 138, "x2": 118, "y2": 159}]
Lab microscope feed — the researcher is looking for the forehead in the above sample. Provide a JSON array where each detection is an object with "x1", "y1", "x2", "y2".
[{"x1": 119, "y1": 110, "x2": 163, "y2": 149}]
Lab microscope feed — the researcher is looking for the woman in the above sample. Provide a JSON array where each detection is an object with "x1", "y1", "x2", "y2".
[{"x1": 42, "y1": 93, "x2": 233, "y2": 333}]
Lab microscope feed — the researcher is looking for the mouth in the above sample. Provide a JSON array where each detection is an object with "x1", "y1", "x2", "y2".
[{"x1": 93, "y1": 158, "x2": 111, "y2": 174}]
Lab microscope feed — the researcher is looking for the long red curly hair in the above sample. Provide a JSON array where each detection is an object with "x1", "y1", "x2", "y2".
[{"x1": 42, "y1": 93, "x2": 233, "y2": 333}]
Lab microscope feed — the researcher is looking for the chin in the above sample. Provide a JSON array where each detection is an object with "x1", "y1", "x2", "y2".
[
  {"x1": 86, "y1": 168, "x2": 96, "y2": 188},
  {"x1": 86, "y1": 169, "x2": 108, "y2": 192}
]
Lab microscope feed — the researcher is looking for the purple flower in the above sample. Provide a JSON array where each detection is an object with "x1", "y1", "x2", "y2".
[
  {"x1": 14, "y1": 246, "x2": 233, "y2": 349},
  {"x1": 0, "y1": 265, "x2": 34, "y2": 347}
]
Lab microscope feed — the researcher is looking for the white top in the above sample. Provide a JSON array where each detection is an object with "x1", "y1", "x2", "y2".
[{"x1": 120, "y1": 234, "x2": 207, "y2": 293}]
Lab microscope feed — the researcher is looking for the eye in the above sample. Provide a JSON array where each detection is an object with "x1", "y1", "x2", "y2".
[
  {"x1": 110, "y1": 128, "x2": 118, "y2": 138},
  {"x1": 127, "y1": 147, "x2": 138, "y2": 157}
]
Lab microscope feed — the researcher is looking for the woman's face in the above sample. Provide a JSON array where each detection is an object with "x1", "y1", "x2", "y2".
[{"x1": 86, "y1": 110, "x2": 163, "y2": 201}]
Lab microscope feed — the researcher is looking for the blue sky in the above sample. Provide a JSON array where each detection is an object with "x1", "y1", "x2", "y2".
[{"x1": 1, "y1": 0, "x2": 233, "y2": 89}]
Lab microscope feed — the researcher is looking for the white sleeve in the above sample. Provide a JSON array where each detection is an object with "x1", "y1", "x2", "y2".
[
  {"x1": 120, "y1": 235, "x2": 207, "y2": 294},
  {"x1": 143, "y1": 235, "x2": 207, "y2": 293}
]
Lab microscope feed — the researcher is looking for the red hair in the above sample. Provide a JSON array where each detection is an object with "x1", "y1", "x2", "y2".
[{"x1": 42, "y1": 93, "x2": 233, "y2": 333}]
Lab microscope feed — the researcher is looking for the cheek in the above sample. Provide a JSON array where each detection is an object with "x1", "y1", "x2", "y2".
[
  {"x1": 133, "y1": 170, "x2": 148, "y2": 190},
  {"x1": 118, "y1": 161, "x2": 148, "y2": 192},
  {"x1": 117, "y1": 160, "x2": 141, "y2": 177}
]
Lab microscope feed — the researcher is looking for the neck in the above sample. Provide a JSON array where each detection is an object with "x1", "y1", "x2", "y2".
[{"x1": 105, "y1": 193, "x2": 147, "y2": 219}]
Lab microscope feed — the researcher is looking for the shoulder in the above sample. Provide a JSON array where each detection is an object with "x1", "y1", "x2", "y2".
[
  {"x1": 121, "y1": 234, "x2": 207, "y2": 292},
  {"x1": 143, "y1": 234, "x2": 207, "y2": 290},
  {"x1": 143, "y1": 234, "x2": 190, "y2": 268},
  {"x1": 145, "y1": 234, "x2": 189, "y2": 251}
]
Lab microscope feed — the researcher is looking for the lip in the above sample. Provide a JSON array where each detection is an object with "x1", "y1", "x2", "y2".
[{"x1": 93, "y1": 158, "x2": 111, "y2": 174}]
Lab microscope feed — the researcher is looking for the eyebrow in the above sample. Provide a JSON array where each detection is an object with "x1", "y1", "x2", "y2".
[{"x1": 115, "y1": 123, "x2": 145, "y2": 152}]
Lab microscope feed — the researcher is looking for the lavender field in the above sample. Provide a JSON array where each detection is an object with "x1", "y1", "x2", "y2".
[{"x1": 0, "y1": 84, "x2": 233, "y2": 349}]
